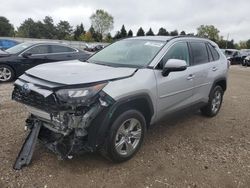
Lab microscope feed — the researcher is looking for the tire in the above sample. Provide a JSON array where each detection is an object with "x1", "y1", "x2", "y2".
[
  {"x1": 201, "y1": 85, "x2": 224, "y2": 117},
  {"x1": 0, "y1": 65, "x2": 15, "y2": 82},
  {"x1": 100, "y1": 109, "x2": 146, "y2": 162}
]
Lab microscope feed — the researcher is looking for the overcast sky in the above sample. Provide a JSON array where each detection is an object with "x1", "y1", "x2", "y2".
[{"x1": 1, "y1": 0, "x2": 250, "y2": 42}]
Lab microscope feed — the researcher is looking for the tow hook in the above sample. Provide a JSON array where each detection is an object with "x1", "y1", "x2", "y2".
[{"x1": 13, "y1": 122, "x2": 41, "y2": 170}]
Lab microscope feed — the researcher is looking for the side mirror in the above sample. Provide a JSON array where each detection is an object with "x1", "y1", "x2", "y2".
[
  {"x1": 22, "y1": 52, "x2": 32, "y2": 58},
  {"x1": 162, "y1": 59, "x2": 187, "y2": 77}
]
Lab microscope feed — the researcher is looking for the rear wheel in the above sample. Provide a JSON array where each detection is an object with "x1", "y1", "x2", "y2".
[
  {"x1": 100, "y1": 110, "x2": 146, "y2": 162},
  {"x1": 0, "y1": 65, "x2": 15, "y2": 82},
  {"x1": 201, "y1": 85, "x2": 223, "y2": 117}
]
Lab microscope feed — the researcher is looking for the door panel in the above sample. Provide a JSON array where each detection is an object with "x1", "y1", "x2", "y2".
[
  {"x1": 155, "y1": 42, "x2": 196, "y2": 119},
  {"x1": 154, "y1": 68, "x2": 194, "y2": 119}
]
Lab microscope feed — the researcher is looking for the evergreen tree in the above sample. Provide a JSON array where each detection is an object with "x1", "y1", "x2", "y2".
[
  {"x1": 136, "y1": 27, "x2": 145, "y2": 36},
  {"x1": 120, "y1": 25, "x2": 127, "y2": 38},
  {"x1": 157, "y1": 27, "x2": 169, "y2": 36},
  {"x1": 170, "y1": 30, "x2": 178, "y2": 36},
  {"x1": 127, "y1": 30, "x2": 133, "y2": 37},
  {"x1": 74, "y1": 23, "x2": 85, "y2": 40},
  {"x1": 146, "y1": 28, "x2": 154, "y2": 36},
  {"x1": 113, "y1": 31, "x2": 121, "y2": 40},
  {"x1": 180, "y1": 31, "x2": 186, "y2": 35}
]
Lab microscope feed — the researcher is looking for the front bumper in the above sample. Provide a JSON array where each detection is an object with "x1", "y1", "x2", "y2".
[{"x1": 12, "y1": 80, "x2": 115, "y2": 167}]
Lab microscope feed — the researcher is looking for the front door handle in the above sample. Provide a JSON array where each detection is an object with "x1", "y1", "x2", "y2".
[
  {"x1": 212, "y1": 67, "x2": 218, "y2": 71},
  {"x1": 187, "y1": 74, "x2": 195, "y2": 80}
]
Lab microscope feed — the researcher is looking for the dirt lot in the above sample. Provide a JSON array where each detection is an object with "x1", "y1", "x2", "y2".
[{"x1": 0, "y1": 66, "x2": 250, "y2": 188}]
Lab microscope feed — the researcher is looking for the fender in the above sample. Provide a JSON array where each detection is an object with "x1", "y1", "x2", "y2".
[
  {"x1": 87, "y1": 93, "x2": 154, "y2": 150},
  {"x1": 211, "y1": 77, "x2": 227, "y2": 93}
]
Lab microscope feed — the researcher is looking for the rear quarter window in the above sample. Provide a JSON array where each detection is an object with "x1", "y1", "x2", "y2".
[{"x1": 208, "y1": 44, "x2": 220, "y2": 61}]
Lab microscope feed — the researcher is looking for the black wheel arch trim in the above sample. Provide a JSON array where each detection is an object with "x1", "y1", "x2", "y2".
[
  {"x1": 212, "y1": 77, "x2": 227, "y2": 92},
  {"x1": 87, "y1": 93, "x2": 154, "y2": 150}
]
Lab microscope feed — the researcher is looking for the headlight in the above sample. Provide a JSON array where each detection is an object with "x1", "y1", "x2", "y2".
[{"x1": 56, "y1": 83, "x2": 107, "y2": 103}]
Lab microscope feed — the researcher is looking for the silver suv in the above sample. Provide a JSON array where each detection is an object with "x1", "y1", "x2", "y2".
[{"x1": 12, "y1": 36, "x2": 228, "y2": 169}]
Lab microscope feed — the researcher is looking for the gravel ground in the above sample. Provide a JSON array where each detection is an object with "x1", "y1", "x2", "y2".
[{"x1": 0, "y1": 66, "x2": 250, "y2": 188}]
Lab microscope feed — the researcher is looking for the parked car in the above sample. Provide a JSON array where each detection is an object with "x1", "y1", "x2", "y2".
[
  {"x1": 0, "y1": 39, "x2": 19, "y2": 50},
  {"x1": 223, "y1": 49, "x2": 242, "y2": 65},
  {"x1": 12, "y1": 36, "x2": 228, "y2": 170},
  {"x1": 243, "y1": 56, "x2": 250, "y2": 66},
  {"x1": 0, "y1": 42, "x2": 90, "y2": 82},
  {"x1": 84, "y1": 44, "x2": 105, "y2": 52}
]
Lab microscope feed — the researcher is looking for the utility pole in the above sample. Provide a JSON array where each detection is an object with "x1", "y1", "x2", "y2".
[{"x1": 226, "y1": 33, "x2": 229, "y2": 49}]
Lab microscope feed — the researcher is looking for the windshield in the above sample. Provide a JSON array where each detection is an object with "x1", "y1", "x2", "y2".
[
  {"x1": 6, "y1": 42, "x2": 34, "y2": 54},
  {"x1": 88, "y1": 39, "x2": 165, "y2": 67}
]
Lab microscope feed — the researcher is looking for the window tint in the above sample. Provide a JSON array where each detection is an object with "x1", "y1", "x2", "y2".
[
  {"x1": 26, "y1": 45, "x2": 49, "y2": 54},
  {"x1": 50, "y1": 45, "x2": 76, "y2": 53},
  {"x1": 160, "y1": 42, "x2": 190, "y2": 68},
  {"x1": 190, "y1": 42, "x2": 209, "y2": 65},
  {"x1": 208, "y1": 44, "x2": 220, "y2": 61}
]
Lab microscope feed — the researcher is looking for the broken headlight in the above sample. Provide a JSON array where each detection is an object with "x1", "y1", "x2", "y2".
[{"x1": 56, "y1": 83, "x2": 107, "y2": 103}]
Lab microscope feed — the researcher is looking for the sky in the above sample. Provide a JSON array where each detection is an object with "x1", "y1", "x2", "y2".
[{"x1": 1, "y1": 0, "x2": 250, "y2": 42}]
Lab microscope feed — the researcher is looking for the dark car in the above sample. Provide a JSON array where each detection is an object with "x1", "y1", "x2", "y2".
[
  {"x1": 84, "y1": 44, "x2": 104, "y2": 52},
  {"x1": 0, "y1": 39, "x2": 19, "y2": 50},
  {"x1": 0, "y1": 42, "x2": 90, "y2": 82},
  {"x1": 223, "y1": 49, "x2": 242, "y2": 65}
]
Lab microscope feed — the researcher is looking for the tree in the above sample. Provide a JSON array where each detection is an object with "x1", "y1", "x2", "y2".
[
  {"x1": 170, "y1": 30, "x2": 178, "y2": 36},
  {"x1": 104, "y1": 33, "x2": 113, "y2": 43},
  {"x1": 180, "y1": 31, "x2": 186, "y2": 35},
  {"x1": 17, "y1": 18, "x2": 38, "y2": 38},
  {"x1": 88, "y1": 25, "x2": 102, "y2": 42},
  {"x1": 197, "y1": 25, "x2": 220, "y2": 42},
  {"x1": 246, "y1": 39, "x2": 250, "y2": 49},
  {"x1": 113, "y1": 31, "x2": 121, "y2": 40},
  {"x1": 127, "y1": 30, "x2": 133, "y2": 37},
  {"x1": 0, "y1": 16, "x2": 14, "y2": 36},
  {"x1": 74, "y1": 23, "x2": 85, "y2": 40},
  {"x1": 80, "y1": 31, "x2": 94, "y2": 42},
  {"x1": 157, "y1": 27, "x2": 169, "y2": 36},
  {"x1": 90, "y1": 9, "x2": 114, "y2": 37},
  {"x1": 146, "y1": 28, "x2": 154, "y2": 36},
  {"x1": 120, "y1": 25, "x2": 127, "y2": 38},
  {"x1": 239, "y1": 41, "x2": 247, "y2": 49},
  {"x1": 136, "y1": 27, "x2": 145, "y2": 36},
  {"x1": 43, "y1": 16, "x2": 56, "y2": 39},
  {"x1": 56, "y1": 20, "x2": 73, "y2": 40}
]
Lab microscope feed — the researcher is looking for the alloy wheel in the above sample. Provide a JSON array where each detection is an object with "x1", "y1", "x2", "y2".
[
  {"x1": 0, "y1": 67, "x2": 12, "y2": 82},
  {"x1": 115, "y1": 118, "x2": 142, "y2": 156},
  {"x1": 211, "y1": 90, "x2": 222, "y2": 114}
]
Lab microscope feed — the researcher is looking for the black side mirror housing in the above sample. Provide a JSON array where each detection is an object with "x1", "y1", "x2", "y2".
[{"x1": 22, "y1": 53, "x2": 32, "y2": 58}]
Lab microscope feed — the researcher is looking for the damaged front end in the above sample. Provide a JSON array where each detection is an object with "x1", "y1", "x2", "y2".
[{"x1": 12, "y1": 77, "x2": 115, "y2": 170}]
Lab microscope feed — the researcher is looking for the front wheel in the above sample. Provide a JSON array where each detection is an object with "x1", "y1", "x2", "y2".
[
  {"x1": 0, "y1": 65, "x2": 15, "y2": 82},
  {"x1": 201, "y1": 85, "x2": 224, "y2": 117},
  {"x1": 100, "y1": 110, "x2": 146, "y2": 162}
]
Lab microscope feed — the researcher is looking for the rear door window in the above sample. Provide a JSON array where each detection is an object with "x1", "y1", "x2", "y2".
[
  {"x1": 190, "y1": 42, "x2": 209, "y2": 65},
  {"x1": 50, "y1": 45, "x2": 76, "y2": 53}
]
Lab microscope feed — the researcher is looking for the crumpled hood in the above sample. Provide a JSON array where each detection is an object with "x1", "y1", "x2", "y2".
[{"x1": 25, "y1": 60, "x2": 137, "y2": 85}]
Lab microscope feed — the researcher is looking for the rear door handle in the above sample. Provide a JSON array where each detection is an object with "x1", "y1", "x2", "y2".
[
  {"x1": 187, "y1": 74, "x2": 195, "y2": 80},
  {"x1": 212, "y1": 67, "x2": 218, "y2": 71}
]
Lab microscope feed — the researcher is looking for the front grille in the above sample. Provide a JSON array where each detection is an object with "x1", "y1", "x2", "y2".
[{"x1": 12, "y1": 86, "x2": 58, "y2": 112}]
